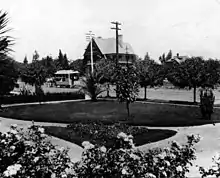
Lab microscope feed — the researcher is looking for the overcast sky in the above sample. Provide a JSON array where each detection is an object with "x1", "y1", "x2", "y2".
[{"x1": 2, "y1": 0, "x2": 220, "y2": 62}]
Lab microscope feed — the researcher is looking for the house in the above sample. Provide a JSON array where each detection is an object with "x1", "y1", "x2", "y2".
[
  {"x1": 83, "y1": 35, "x2": 137, "y2": 71},
  {"x1": 168, "y1": 53, "x2": 189, "y2": 64}
]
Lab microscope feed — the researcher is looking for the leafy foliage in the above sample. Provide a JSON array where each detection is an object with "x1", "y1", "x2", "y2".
[
  {"x1": 0, "y1": 124, "x2": 74, "y2": 178},
  {"x1": 80, "y1": 72, "x2": 105, "y2": 101},
  {"x1": 73, "y1": 132, "x2": 201, "y2": 178},
  {"x1": 0, "y1": 10, "x2": 13, "y2": 57},
  {"x1": 95, "y1": 58, "x2": 116, "y2": 97},
  {"x1": 0, "y1": 11, "x2": 18, "y2": 107},
  {"x1": 167, "y1": 57, "x2": 220, "y2": 102},
  {"x1": 55, "y1": 49, "x2": 69, "y2": 70},
  {"x1": 136, "y1": 58, "x2": 164, "y2": 99},
  {"x1": 67, "y1": 121, "x2": 149, "y2": 148},
  {"x1": 114, "y1": 65, "x2": 139, "y2": 116},
  {"x1": 41, "y1": 55, "x2": 57, "y2": 78},
  {"x1": 20, "y1": 60, "x2": 47, "y2": 97},
  {"x1": 69, "y1": 59, "x2": 84, "y2": 76}
]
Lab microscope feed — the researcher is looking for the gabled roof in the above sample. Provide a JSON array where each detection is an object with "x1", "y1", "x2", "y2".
[{"x1": 93, "y1": 37, "x2": 135, "y2": 55}]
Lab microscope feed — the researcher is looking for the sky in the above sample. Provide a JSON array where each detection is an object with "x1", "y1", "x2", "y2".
[{"x1": 2, "y1": 0, "x2": 220, "y2": 62}]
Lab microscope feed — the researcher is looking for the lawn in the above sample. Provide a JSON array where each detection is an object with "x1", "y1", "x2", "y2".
[{"x1": 1, "y1": 100, "x2": 219, "y2": 126}]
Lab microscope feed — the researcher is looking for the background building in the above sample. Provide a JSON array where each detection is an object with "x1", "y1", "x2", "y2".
[{"x1": 83, "y1": 35, "x2": 137, "y2": 72}]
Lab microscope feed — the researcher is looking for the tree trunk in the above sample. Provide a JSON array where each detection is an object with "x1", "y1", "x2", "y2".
[
  {"x1": 0, "y1": 95, "x2": 2, "y2": 110},
  {"x1": 144, "y1": 86, "x2": 147, "y2": 100},
  {"x1": 126, "y1": 101, "x2": 130, "y2": 117},
  {"x1": 107, "y1": 83, "x2": 110, "y2": 97},
  {"x1": 193, "y1": 86, "x2": 196, "y2": 103}
]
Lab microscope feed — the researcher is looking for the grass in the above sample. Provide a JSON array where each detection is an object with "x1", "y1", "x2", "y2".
[
  {"x1": 1, "y1": 100, "x2": 220, "y2": 127},
  {"x1": 44, "y1": 125, "x2": 177, "y2": 148}
]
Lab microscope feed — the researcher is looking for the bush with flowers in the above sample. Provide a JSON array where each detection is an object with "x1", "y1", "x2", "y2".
[
  {"x1": 73, "y1": 132, "x2": 201, "y2": 178},
  {"x1": 0, "y1": 123, "x2": 74, "y2": 178},
  {"x1": 199, "y1": 152, "x2": 220, "y2": 177},
  {"x1": 64, "y1": 121, "x2": 176, "y2": 149}
]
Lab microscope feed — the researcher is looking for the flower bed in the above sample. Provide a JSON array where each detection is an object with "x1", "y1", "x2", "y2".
[{"x1": 45, "y1": 121, "x2": 177, "y2": 148}]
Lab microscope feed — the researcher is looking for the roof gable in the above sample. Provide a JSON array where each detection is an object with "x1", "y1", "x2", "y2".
[{"x1": 93, "y1": 37, "x2": 135, "y2": 55}]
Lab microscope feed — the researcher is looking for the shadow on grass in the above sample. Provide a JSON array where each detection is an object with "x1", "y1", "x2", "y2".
[
  {"x1": 44, "y1": 126, "x2": 177, "y2": 148},
  {"x1": 0, "y1": 100, "x2": 219, "y2": 127}
]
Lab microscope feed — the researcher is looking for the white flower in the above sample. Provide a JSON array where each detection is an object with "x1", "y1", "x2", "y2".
[
  {"x1": 100, "y1": 146, "x2": 107, "y2": 153},
  {"x1": 82, "y1": 141, "x2": 90, "y2": 148},
  {"x1": 11, "y1": 124, "x2": 17, "y2": 129},
  {"x1": 145, "y1": 173, "x2": 156, "y2": 178},
  {"x1": 38, "y1": 127, "x2": 45, "y2": 133},
  {"x1": 95, "y1": 165, "x2": 101, "y2": 169},
  {"x1": 117, "y1": 132, "x2": 127, "y2": 139},
  {"x1": 85, "y1": 143, "x2": 94, "y2": 150},
  {"x1": 59, "y1": 147, "x2": 65, "y2": 152},
  {"x1": 9, "y1": 129, "x2": 17, "y2": 135},
  {"x1": 164, "y1": 160, "x2": 170, "y2": 167},
  {"x1": 176, "y1": 165, "x2": 183, "y2": 172},
  {"x1": 213, "y1": 152, "x2": 220, "y2": 164},
  {"x1": 122, "y1": 168, "x2": 128, "y2": 175},
  {"x1": 158, "y1": 152, "x2": 166, "y2": 159},
  {"x1": 10, "y1": 146, "x2": 16, "y2": 151},
  {"x1": 128, "y1": 135, "x2": 133, "y2": 139},
  {"x1": 61, "y1": 173, "x2": 67, "y2": 178},
  {"x1": 130, "y1": 153, "x2": 140, "y2": 160},
  {"x1": 4, "y1": 164, "x2": 22, "y2": 177},
  {"x1": 33, "y1": 157, "x2": 40, "y2": 163},
  {"x1": 15, "y1": 135, "x2": 21, "y2": 140},
  {"x1": 1, "y1": 139, "x2": 6, "y2": 144},
  {"x1": 124, "y1": 137, "x2": 129, "y2": 142}
]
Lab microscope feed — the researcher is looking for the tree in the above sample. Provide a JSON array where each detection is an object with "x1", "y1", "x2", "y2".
[
  {"x1": 55, "y1": 49, "x2": 69, "y2": 70},
  {"x1": 69, "y1": 59, "x2": 84, "y2": 76},
  {"x1": 166, "y1": 50, "x2": 172, "y2": 61},
  {"x1": 95, "y1": 58, "x2": 116, "y2": 97},
  {"x1": 63, "y1": 54, "x2": 69, "y2": 69},
  {"x1": 21, "y1": 60, "x2": 47, "y2": 102},
  {"x1": 136, "y1": 59, "x2": 164, "y2": 100},
  {"x1": 41, "y1": 55, "x2": 57, "y2": 78},
  {"x1": 23, "y1": 55, "x2": 28, "y2": 65},
  {"x1": 0, "y1": 10, "x2": 18, "y2": 109},
  {"x1": 32, "y1": 50, "x2": 39, "y2": 61},
  {"x1": 144, "y1": 52, "x2": 150, "y2": 61},
  {"x1": 168, "y1": 57, "x2": 208, "y2": 103},
  {"x1": 0, "y1": 11, "x2": 13, "y2": 57},
  {"x1": 114, "y1": 65, "x2": 139, "y2": 117},
  {"x1": 0, "y1": 57, "x2": 18, "y2": 108}
]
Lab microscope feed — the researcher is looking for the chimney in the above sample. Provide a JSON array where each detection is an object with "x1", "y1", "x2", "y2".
[{"x1": 118, "y1": 35, "x2": 123, "y2": 45}]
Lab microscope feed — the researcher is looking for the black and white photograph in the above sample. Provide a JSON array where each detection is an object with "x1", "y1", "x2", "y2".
[{"x1": 1, "y1": 0, "x2": 220, "y2": 177}]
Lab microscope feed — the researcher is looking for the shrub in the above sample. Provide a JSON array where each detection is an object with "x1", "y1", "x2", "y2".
[
  {"x1": 67, "y1": 122, "x2": 149, "y2": 148},
  {"x1": 0, "y1": 123, "x2": 74, "y2": 178},
  {"x1": 1, "y1": 92, "x2": 84, "y2": 105},
  {"x1": 199, "y1": 153, "x2": 220, "y2": 177},
  {"x1": 73, "y1": 132, "x2": 201, "y2": 178}
]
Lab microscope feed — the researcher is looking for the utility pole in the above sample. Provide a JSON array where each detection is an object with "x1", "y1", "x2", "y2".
[
  {"x1": 111, "y1": 21, "x2": 121, "y2": 66},
  {"x1": 86, "y1": 31, "x2": 95, "y2": 74}
]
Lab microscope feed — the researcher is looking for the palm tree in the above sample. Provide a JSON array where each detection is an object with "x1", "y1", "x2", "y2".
[
  {"x1": 0, "y1": 10, "x2": 17, "y2": 109},
  {"x1": 80, "y1": 72, "x2": 105, "y2": 101},
  {"x1": 0, "y1": 10, "x2": 13, "y2": 57}
]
